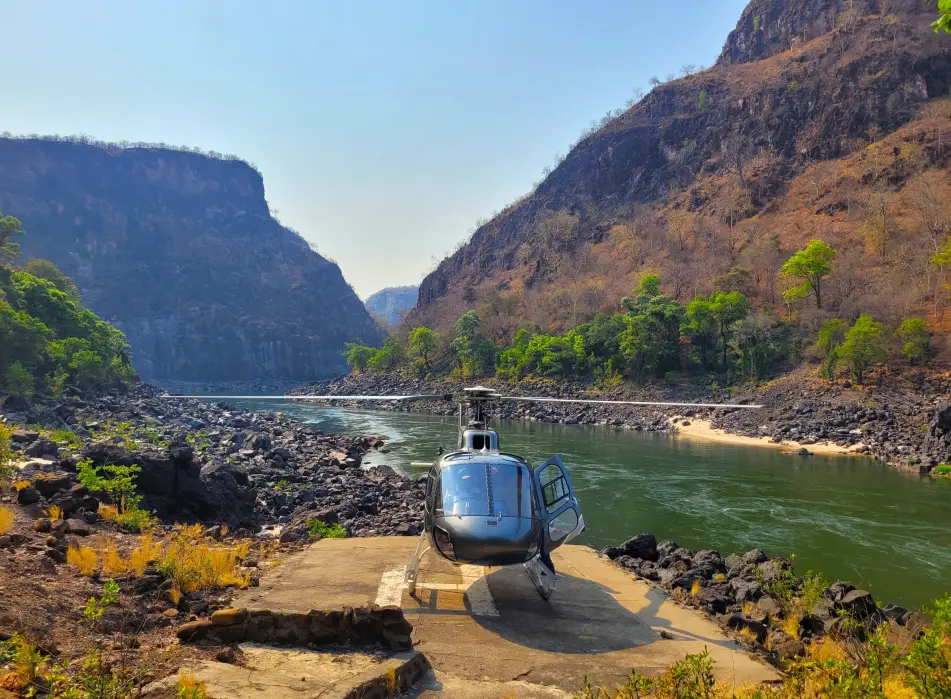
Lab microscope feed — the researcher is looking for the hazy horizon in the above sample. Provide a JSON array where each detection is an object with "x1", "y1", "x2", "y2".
[{"x1": 3, "y1": 0, "x2": 747, "y2": 299}]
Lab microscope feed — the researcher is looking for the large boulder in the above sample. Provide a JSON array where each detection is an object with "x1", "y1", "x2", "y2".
[
  {"x1": 618, "y1": 533, "x2": 659, "y2": 561},
  {"x1": 26, "y1": 439, "x2": 59, "y2": 459},
  {"x1": 923, "y1": 403, "x2": 951, "y2": 464}
]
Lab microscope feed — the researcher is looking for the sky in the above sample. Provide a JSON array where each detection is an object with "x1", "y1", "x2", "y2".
[{"x1": 2, "y1": 0, "x2": 748, "y2": 299}]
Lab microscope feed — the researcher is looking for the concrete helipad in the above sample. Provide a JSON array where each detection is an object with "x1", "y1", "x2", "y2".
[{"x1": 235, "y1": 537, "x2": 779, "y2": 694}]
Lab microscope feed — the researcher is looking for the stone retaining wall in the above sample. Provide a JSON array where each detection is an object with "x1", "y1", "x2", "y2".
[{"x1": 176, "y1": 605, "x2": 413, "y2": 649}]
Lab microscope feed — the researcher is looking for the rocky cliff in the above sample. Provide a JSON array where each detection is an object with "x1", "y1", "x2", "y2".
[
  {"x1": 0, "y1": 138, "x2": 382, "y2": 382},
  {"x1": 364, "y1": 285, "x2": 419, "y2": 326},
  {"x1": 413, "y1": 0, "x2": 951, "y2": 334}
]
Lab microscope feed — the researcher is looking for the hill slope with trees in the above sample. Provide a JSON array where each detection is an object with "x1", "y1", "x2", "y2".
[
  {"x1": 0, "y1": 136, "x2": 382, "y2": 383},
  {"x1": 409, "y1": 0, "x2": 951, "y2": 385}
]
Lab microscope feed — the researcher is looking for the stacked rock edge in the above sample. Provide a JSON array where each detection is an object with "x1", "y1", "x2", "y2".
[
  {"x1": 602, "y1": 533, "x2": 921, "y2": 663},
  {"x1": 176, "y1": 605, "x2": 414, "y2": 650}
]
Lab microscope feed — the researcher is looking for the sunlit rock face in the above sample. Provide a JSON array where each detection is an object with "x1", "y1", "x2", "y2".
[{"x1": 0, "y1": 137, "x2": 382, "y2": 381}]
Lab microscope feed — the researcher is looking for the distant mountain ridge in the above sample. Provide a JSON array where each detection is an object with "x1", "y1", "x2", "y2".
[
  {"x1": 365, "y1": 285, "x2": 419, "y2": 326},
  {"x1": 0, "y1": 136, "x2": 383, "y2": 382}
]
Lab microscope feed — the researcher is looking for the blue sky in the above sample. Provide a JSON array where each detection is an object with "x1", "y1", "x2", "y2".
[{"x1": 2, "y1": 0, "x2": 747, "y2": 298}]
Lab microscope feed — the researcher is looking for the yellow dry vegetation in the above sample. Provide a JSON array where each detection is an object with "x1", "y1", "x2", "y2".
[
  {"x1": 43, "y1": 505, "x2": 63, "y2": 521},
  {"x1": 12, "y1": 480, "x2": 30, "y2": 492},
  {"x1": 62, "y1": 528, "x2": 253, "y2": 595},
  {"x1": 159, "y1": 524, "x2": 250, "y2": 596},
  {"x1": 0, "y1": 506, "x2": 13, "y2": 535},
  {"x1": 66, "y1": 544, "x2": 97, "y2": 576}
]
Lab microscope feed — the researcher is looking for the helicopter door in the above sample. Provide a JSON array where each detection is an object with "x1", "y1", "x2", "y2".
[{"x1": 533, "y1": 455, "x2": 584, "y2": 554}]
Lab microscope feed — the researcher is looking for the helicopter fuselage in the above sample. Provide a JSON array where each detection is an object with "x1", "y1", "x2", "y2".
[{"x1": 420, "y1": 425, "x2": 584, "y2": 568}]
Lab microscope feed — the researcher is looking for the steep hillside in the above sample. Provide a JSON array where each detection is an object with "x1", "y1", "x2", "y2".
[
  {"x1": 0, "y1": 137, "x2": 382, "y2": 382},
  {"x1": 413, "y1": 0, "x2": 951, "y2": 343},
  {"x1": 365, "y1": 285, "x2": 419, "y2": 326}
]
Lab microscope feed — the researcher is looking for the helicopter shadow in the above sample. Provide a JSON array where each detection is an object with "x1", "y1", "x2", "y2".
[{"x1": 472, "y1": 565, "x2": 743, "y2": 655}]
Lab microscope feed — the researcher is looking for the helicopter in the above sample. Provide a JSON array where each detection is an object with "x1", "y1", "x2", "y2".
[{"x1": 162, "y1": 386, "x2": 762, "y2": 600}]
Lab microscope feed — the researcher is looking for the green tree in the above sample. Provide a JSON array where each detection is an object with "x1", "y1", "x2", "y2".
[
  {"x1": 935, "y1": 0, "x2": 951, "y2": 33},
  {"x1": 816, "y1": 318, "x2": 847, "y2": 379},
  {"x1": 344, "y1": 342, "x2": 376, "y2": 374},
  {"x1": 20, "y1": 259, "x2": 82, "y2": 305},
  {"x1": 0, "y1": 215, "x2": 25, "y2": 264},
  {"x1": 620, "y1": 278, "x2": 685, "y2": 380},
  {"x1": 838, "y1": 314, "x2": 886, "y2": 385},
  {"x1": 367, "y1": 337, "x2": 404, "y2": 373},
  {"x1": 896, "y1": 317, "x2": 931, "y2": 365},
  {"x1": 780, "y1": 239, "x2": 836, "y2": 309},
  {"x1": 3, "y1": 361, "x2": 34, "y2": 397},
  {"x1": 407, "y1": 327, "x2": 439, "y2": 373},
  {"x1": 451, "y1": 311, "x2": 495, "y2": 378}
]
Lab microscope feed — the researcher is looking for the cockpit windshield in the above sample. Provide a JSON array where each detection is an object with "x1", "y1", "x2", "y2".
[{"x1": 438, "y1": 461, "x2": 535, "y2": 517}]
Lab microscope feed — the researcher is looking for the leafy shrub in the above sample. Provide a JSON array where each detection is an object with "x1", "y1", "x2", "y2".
[
  {"x1": 307, "y1": 519, "x2": 347, "y2": 539},
  {"x1": 79, "y1": 458, "x2": 155, "y2": 531},
  {"x1": 935, "y1": 464, "x2": 951, "y2": 476},
  {"x1": 0, "y1": 424, "x2": 14, "y2": 481}
]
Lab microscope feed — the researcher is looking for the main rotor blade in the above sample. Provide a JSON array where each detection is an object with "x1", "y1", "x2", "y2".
[
  {"x1": 499, "y1": 396, "x2": 762, "y2": 409},
  {"x1": 158, "y1": 394, "x2": 455, "y2": 402}
]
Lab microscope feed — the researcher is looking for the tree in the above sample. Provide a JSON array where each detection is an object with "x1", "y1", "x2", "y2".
[
  {"x1": 0, "y1": 215, "x2": 25, "y2": 264},
  {"x1": 838, "y1": 315, "x2": 886, "y2": 385},
  {"x1": 815, "y1": 318, "x2": 847, "y2": 379},
  {"x1": 934, "y1": 0, "x2": 951, "y2": 33},
  {"x1": 20, "y1": 259, "x2": 82, "y2": 305},
  {"x1": 367, "y1": 337, "x2": 403, "y2": 373},
  {"x1": 407, "y1": 327, "x2": 439, "y2": 373},
  {"x1": 896, "y1": 318, "x2": 931, "y2": 365},
  {"x1": 344, "y1": 342, "x2": 376, "y2": 374},
  {"x1": 780, "y1": 240, "x2": 837, "y2": 309},
  {"x1": 933, "y1": 236, "x2": 951, "y2": 316},
  {"x1": 3, "y1": 361, "x2": 34, "y2": 397}
]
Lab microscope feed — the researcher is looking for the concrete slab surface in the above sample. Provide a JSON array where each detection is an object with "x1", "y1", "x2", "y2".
[
  {"x1": 235, "y1": 537, "x2": 780, "y2": 694},
  {"x1": 143, "y1": 645, "x2": 418, "y2": 699}
]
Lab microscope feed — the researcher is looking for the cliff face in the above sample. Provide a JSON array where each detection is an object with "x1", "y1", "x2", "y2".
[
  {"x1": 414, "y1": 0, "x2": 951, "y2": 330},
  {"x1": 0, "y1": 138, "x2": 382, "y2": 382},
  {"x1": 365, "y1": 286, "x2": 419, "y2": 326}
]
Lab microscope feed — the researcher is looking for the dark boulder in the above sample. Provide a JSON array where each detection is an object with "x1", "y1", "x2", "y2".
[
  {"x1": 33, "y1": 473, "x2": 73, "y2": 498},
  {"x1": 25, "y1": 439, "x2": 59, "y2": 458},
  {"x1": 17, "y1": 487, "x2": 41, "y2": 505},
  {"x1": 656, "y1": 539, "x2": 679, "y2": 558},
  {"x1": 767, "y1": 629, "x2": 805, "y2": 660},
  {"x1": 619, "y1": 533, "x2": 658, "y2": 561},
  {"x1": 721, "y1": 613, "x2": 767, "y2": 643},
  {"x1": 742, "y1": 548, "x2": 768, "y2": 565},
  {"x1": 10, "y1": 429, "x2": 39, "y2": 443}
]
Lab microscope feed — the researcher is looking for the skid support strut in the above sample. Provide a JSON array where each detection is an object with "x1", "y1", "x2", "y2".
[
  {"x1": 523, "y1": 555, "x2": 556, "y2": 600},
  {"x1": 405, "y1": 532, "x2": 431, "y2": 595}
]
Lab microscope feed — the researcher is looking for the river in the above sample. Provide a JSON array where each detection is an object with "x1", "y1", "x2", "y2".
[{"x1": 230, "y1": 400, "x2": 950, "y2": 609}]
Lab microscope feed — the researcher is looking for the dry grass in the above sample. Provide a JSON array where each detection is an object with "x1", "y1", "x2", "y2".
[
  {"x1": 690, "y1": 578, "x2": 702, "y2": 596},
  {"x1": 158, "y1": 524, "x2": 250, "y2": 594},
  {"x1": 129, "y1": 533, "x2": 163, "y2": 576},
  {"x1": 0, "y1": 506, "x2": 13, "y2": 535},
  {"x1": 782, "y1": 613, "x2": 801, "y2": 639},
  {"x1": 12, "y1": 480, "x2": 30, "y2": 491},
  {"x1": 66, "y1": 545, "x2": 97, "y2": 576},
  {"x1": 43, "y1": 505, "x2": 63, "y2": 521},
  {"x1": 176, "y1": 672, "x2": 208, "y2": 699}
]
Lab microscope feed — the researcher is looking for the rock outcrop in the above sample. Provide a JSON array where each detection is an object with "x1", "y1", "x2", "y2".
[{"x1": 0, "y1": 138, "x2": 382, "y2": 382}]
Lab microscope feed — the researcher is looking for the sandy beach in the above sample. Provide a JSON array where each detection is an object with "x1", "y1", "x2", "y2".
[{"x1": 670, "y1": 417, "x2": 866, "y2": 456}]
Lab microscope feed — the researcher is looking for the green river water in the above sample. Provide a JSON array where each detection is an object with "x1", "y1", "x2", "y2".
[{"x1": 231, "y1": 400, "x2": 950, "y2": 609}]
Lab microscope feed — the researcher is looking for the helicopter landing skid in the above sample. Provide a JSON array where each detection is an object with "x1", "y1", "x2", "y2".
[
  {"x1": 523, "y1": 555, "x2": 556, "y2": 600},
  {"x1": 405, "y1": 532, "x2": 431, "y2": 596}
]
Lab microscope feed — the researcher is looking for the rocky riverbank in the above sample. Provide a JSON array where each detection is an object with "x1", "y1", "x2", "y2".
[
  {"x1": 3, "y1": 381, "x2": 425, "y2": 539},
  {"x1": 600, "y1": 533, "x2": 926, "y2": 667},
  {"x1": 290, "y1": 368, "x2": 951, "y2": 474}
]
